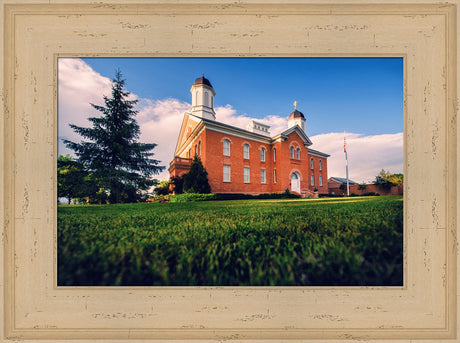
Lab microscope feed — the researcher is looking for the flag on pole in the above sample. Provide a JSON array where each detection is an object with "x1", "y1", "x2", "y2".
[{"x1": 344, "y1": 133, "x2": 350, "y2": 196}]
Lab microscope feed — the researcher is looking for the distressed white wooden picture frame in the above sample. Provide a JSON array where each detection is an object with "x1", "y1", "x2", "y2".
[{"x1": 0, "y1": 0, "x2": 458, "y2": 341}]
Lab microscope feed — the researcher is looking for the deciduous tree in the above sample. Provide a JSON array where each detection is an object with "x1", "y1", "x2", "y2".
[
  {"x1": 375, "y1": 169, "x2": 403, "y2": 187},
  {"x1": 58, "y1": 155, "x2": 86, "y2": 204}
]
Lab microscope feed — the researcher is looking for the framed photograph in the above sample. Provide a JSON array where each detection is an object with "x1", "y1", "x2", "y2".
[
  {"x1": 56, "y1": 56, "x2": 404, "y2": 288},
  {"x1": 1, "y1": 0, "x2": 458, "y2": 341}
]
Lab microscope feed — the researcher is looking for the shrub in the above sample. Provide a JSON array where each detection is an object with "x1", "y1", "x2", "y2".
[
  {"x1": 358, "y1": 183, "x2": 367, "y2": 190},
  {"x1": 167, "y1": 192, "x2": 301, "y2": 202},
  {"x1": 363, "y1": 192, "x2": 380, "y2": 196},
  {"x1": 214, "y1": 193, "x2": 300, "y2": 200},
  {"x1": 170, "y1": 175, "x2": 184, "y2": 194},
  {"x1": 170, "y1": 193, "x2": 217, "y2": 202},
  {"x1": 154, "y1": 180, "x2": 170, "y2": 196},
  {"x1": 183, "y1": 156, "x2": 211, "y2": 194}
]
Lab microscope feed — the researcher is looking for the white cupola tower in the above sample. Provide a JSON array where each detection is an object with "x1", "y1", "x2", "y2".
[
  {"x1": 190, "y1": 75, "x2": 216, "y2": 120},
  {"x1": 287, "y1": 101, "x2": 306, "y2": 132}
]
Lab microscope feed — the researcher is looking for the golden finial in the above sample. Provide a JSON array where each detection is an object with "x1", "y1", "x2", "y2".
[{"x1": 293, "y1": 101, "x2": 298, "y2": 110}]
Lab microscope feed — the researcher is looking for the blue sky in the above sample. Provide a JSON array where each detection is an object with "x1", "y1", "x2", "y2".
[
  {"x1": 58, "y1": 57, "x2": 403, "y2": 183},
  {"x1": 81, "y1": 57, "x2": 403, "y2": 136}
]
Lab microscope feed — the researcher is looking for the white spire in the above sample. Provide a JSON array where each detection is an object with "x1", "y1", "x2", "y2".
[{"x1": 189, "y1": 75, "x2": 216, "y2": 120}]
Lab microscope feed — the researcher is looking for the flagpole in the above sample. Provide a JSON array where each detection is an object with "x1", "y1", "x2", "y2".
[{"x1": 344, "y1": 133, "x2": 349, "y2": 196}]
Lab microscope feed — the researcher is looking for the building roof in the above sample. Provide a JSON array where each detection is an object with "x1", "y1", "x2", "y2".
[
  {"x1": 175, "y1": 112, "x2": 330, "y2": 160},
  {"x1": 193, "y1": 75, "x2": 213, "y2": 88},
  {"x1": 308, "y1": 148, "x2": 330, "y2": 158},
  {"x1": 272, "y1": 125, "x2": 313, "y2": 147},
  {"x1": 328, "y1": 177, "x2": 358, "y2": 185},
  {"x1": 288, "y1": 109, "x2": 305, "y2": 120},
  {"x1": 199, "y1": 116, "x2": 271, "y2": 140}
]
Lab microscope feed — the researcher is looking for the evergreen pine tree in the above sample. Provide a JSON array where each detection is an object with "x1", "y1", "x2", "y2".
[
  {"x1": 183, "y1": 155, "x2": 211, "y2": 194},
  {"x1": 63, "y1": 70, "x2": 164, "y2": 203}
]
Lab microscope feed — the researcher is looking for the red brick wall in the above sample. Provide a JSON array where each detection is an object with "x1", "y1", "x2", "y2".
[
  {"x1": 328, "y1": 181, "x2": 403, "y2": 196},
  {"x1": 307, "y1": 155, "x2": 328, "y2": 194},
  {"x1": 203, "y1": 129, "x2": 273, "y2": 194},
  {"x1": 199, "y1": 129, "x2": 328, "y2": 195},
  {"x1": 170, "y1": 124, "x2": 329, "y2": 195},
  {"x1": 276, "y1": 132, "x2": 308, "y2": 193},
  {"x1": 271, "y1": 141, "x2": 283, "y2": 192},
  {"x1": 168, "y1": 158, "x2": 192, "y2": 178}
]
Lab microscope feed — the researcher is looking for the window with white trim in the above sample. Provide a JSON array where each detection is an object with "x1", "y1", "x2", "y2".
[
  {"x1": 310, "y1": 158, "x2": 314, "y2": 169},
  {"x1": 244, "y1": 167, "x2": 250, "y2": 183},
  {"x1": 290, "y1": 146, "x2": 294, "y2": 159},
  {"x1": 223, "y1": 139, "x2": 230, "y2": 156},
  {"x1": 273, "y1": 148, "x2": 276, "y2": 162},
  {"x1": 243, "y1": 144, "x2": 249, "y2": 159},
  {"x1": 319, "y1": 159, "x2": 322, "y2": 171},
  {"x1": 223, "y1": 165, "x2": 231, "y2": 182},
  {"x1": 311, "y1": 175, "x2": 315, "y2": 186},
  {"x1": 198, "y1": 141, "x2": 201, "y2": 155},
  {"x1": 260, "y1": 147, "x2": 266, "y2": 161},
  {"x1": 274, "y1": 169, "x2": 277, "y2": 183},
  {"x1": 204, "y1": 92, "x2": 209, "y2": 106},
  {"x1": 319, "y1": 175, "x2": 323, "y2": 186},
  {"x1": 261, "y1": 169, "x2": 266, "y2": 184},
  {"x1": 296, "y1": 148, "x2": 300, "y2": 160}
]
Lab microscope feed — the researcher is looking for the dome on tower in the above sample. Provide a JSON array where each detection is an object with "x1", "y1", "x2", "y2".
[
  {"x1": 193, "y1": 75, "x2": 213, "y2": 88},
  {"x1": 288, "y1": 109, "x2": 305, "y2": 120}
]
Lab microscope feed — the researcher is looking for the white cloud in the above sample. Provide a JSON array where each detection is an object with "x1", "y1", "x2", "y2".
[
  {"x1": 58, "y1": 58, "x2": 403, "y2": 185},
  {"x1": 310, "y1": 132, "x2": 404, "y2": 183},
  {"x1": 215, "y1": 105, "x2": 287, "y2": 135},
  {"x1": 213, "y1": 105, "x2": 404, "y2": 183},
  {"x1": 136, "y1": 98, "x2": 191, "y2": 180},
  {"x1": 138, "y1": 102, "x2": 283, "y2": 180},
  {"x1": 58, "y1": 58, "x2": 113, "y2": 154}
]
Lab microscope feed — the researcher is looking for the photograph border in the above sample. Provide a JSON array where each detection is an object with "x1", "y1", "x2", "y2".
[{"x1": 1, "y1": 1, "x2": 458, "y2": 341}]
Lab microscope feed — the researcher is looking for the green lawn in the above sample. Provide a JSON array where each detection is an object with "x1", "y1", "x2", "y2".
[{"x1": 58, "y1": 196, "x2": 403, "y2": 286}]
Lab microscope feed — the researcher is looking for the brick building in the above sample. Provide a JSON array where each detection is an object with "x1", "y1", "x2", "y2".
[
  {"x1": 328, "y1": 177, "x2": 403, "y2": 196},
  {"x1": 169, "y1": 76, "x2": 330, "y2": 196}
]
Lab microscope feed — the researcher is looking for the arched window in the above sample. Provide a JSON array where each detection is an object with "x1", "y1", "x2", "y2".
[
  {"x1": 223, "y1": 139, "x2": 230, "y2": 156},
  {"x1": 260, "y1": 147, "x2": 266, "y2": 162},
  {"x1": 194, "y1": 144, "x2": 197, "y2": 156},
  {"x1": 195, "y1": 91, "x2": 198, "y2": 105},
  {"x1": 310, "y1": 158, "x2": 314, "y2": 169},
  {"x1": 311, "y1": 175, "x2": 315, "y2": 186},
  {"x1": 198, "y1": 141, "x2": 201, "y2": 155},
  {"x1": 211, "y1": 96, "x2": 214, "y2": 108},
  {"x1": 319, "y1": 175, "x2": 323, "y2": 186},
  {"x1": 274, "y1": 169, "x2": 277, "y2": 183},
  {"x1": 290, "y1": 146, "x2": 294, "y2": 159},
  {"x1": 319, "y1": 159, "x2": 322, "y2": 171},
  {"x1": 243, "y1": 144, "x2": 250, "y2": 159},
  {"x1": 296, "y1": 148, "x2": 300, "y2": 160},
  {"x1": 204, "y1": 92, "x2": 209, "y2": 107},
  {"x1": 273, "y1": 148, "x2": 276, "y2": 162}
]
